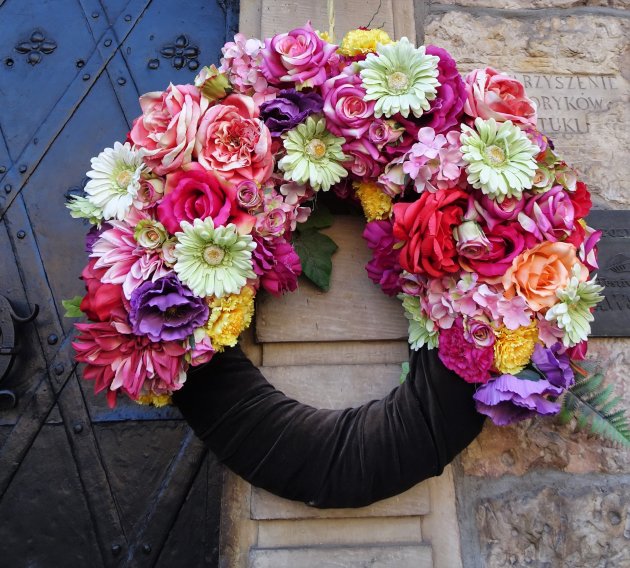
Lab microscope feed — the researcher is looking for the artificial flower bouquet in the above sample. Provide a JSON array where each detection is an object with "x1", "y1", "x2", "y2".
[{"x1": 65, "y1": 23, "x2": 628, "y2": 443}]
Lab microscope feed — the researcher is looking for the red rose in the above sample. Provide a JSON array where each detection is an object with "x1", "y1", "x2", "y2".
[
  {"x1": 569, "y1": 181, "x2": 592, "y2": 219},
  {"x1": 157, "y1": 163, "x2": 254, "y2": 234},
  {"x1": 393, "y1": 189, "x2": 468, "y2": 277},
  {"x1": 80, "y1": 259, "x2": 126, "y2": 322}
]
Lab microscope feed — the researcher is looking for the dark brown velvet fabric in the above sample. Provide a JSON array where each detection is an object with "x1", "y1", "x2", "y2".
[{"x1": 173, "y1": 345, "x2": 485, "y2": 509}]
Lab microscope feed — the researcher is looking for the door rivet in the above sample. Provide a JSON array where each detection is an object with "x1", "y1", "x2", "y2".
[
  {"x1": 73, "y1": 423, "x2": 83, "y2": 434},
  {"x1": 104, "y1": 39, "x2": 112, "y2": 47},
  {"x1": 47, "y1": 334, "x2": 59, "y2": 345},
  {"x1": 17, "y1": 230, "x2": 26, "y2": 239},
  {"x1": 53, "y1": 363, "x2": 65, "y2": 375},
  {"x1": 19, "y1": 165, "x2": 27, "y2": 174},
  {"x1": 4, "y1": 184, "x2": 12, "y2": 194},
  {"x1": 111, "y1": 544, "x2": 122, "y2": 556},
  {"x1": 142, "y1": 544, "x2": 152, "y2": 554}
]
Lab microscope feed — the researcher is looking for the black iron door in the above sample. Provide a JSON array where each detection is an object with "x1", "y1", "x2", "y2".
[{"x1": 0, "y1": 1, "x2": 238, "y2": 566}]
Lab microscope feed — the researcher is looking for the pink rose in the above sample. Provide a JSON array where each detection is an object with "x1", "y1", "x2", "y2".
[
  {"x1": 157, "y1": 163, "x2": 254, "y2": 234},
  {"x1": 195, "y1": 94, "x2": 273, "y2": 185},
  {"x1": 130, "y1": 84, "x2": 208, "y2": 175},
  {"x1": 518, "y1": 185, "x2": 575, "y2": 243},
  {"x1": 236, "y1": 180, "x2": 264, "y2": 210},
  {"x1": 261, "y1": 22, "x2": 338, "y2": 87},
  {"x1": 473, "y1": 193, "x2": 525, "y2": 231},
  {"x1": 463, "y1": 318, "x2": 496, "y2": 348},
  {"x1": 464, "y1": 68, "x2": 537, "y2": 127},
  {"x1": 459, "y1": 222, "x2": 526, "y2": 283},
  {"x1": 322, "y1": 71, "x2": 375, "y2": 139},
  {"x1": 342, "y1": 139, "x2": 385, "y2": 180}
]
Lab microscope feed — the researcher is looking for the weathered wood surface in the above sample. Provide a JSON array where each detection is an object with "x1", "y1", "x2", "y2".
[
  {"x1": 256, "y1": 516, "x2": 423, "y2": 547},
  {"x1": 251, "y1": 481, "x2": 431, "y2": 520},
  {"x1": 260, "y1": 363, "x2": 401, "y2": 408},
  {"x1": 262, "y1": 340, "x2": 409, "y2": 366},
  {"x1": 259, "y1": 0, "x2": 416, "y2": 41},
  {"x1": 256, "y1": 216, "x2": 409, "y2": 343},
  {"x1": 249, "y1": 544, "x2": 433, "y2": 568}
]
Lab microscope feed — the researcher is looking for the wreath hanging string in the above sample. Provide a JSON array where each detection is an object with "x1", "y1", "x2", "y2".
[{"x1": 65, "y1": 23, "x2": 630, "y2": 507}]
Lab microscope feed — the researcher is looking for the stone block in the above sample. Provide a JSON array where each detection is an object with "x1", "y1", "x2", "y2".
[
  {"x1": 249, "y1": 544, "x2": 433, "y2": 567},
  {"x1": 475, "y1": 484, "x2": 630, "y2": 567},
  {"x1": 425, "y1": 11, "x2": 630, "y2": 208},
  {"x1": 431, "y1": 1, "x2": 630, "y2": 8}
]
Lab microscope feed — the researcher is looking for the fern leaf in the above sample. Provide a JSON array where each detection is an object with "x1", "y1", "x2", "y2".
[{"x1": 560, "y1": 370, "x2": 630, "y2": 447}]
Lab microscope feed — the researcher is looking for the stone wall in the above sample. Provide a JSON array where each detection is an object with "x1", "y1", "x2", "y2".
[
  {"x1": 420, "y1": 2, "x2": 630, "y2": 566},
  {"x1": 230, "y1": 1, "x2": 630, "y2": 566}
]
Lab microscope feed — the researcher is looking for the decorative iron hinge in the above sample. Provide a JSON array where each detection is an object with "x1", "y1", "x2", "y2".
[{"x1": 0, "y1": 294, "x2": 39, "y2": 409}]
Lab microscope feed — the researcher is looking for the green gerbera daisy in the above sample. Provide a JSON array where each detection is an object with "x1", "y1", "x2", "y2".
[
  {"x1": 66, "y1": 195, "x2": 104, "y2": 225},
  {"x1": 278, "y1": 116, "x2": 347, "y2": 192},
  {"x1": 174, "y1": 218, "x2": 256, "y2": 299},
  {"x1": 401, "y1": 294, "x2": 438, "y2": 350},
  {"x1": 358, "y1": 37, "x2": 440, "y2": 119},
  {"x1": 545, "y1": 264, "x2": 604, "y2": 347},
  {"x1": 460, "y1": 118, "x2": 540, "y2": 202}
]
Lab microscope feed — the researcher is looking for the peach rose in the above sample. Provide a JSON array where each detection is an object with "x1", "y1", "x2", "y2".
[
  {"x1": 130, "y1": 84, "x2": 209, "y2": 175},
  {"x1": 464, "y1": 68, "x2": 537, "y2": 127},
  {"x1": 194, "y1": 94, "x2": 273, "y2": 185},
  {"x1": 503, "y1": 242, "x2": 588, "y2": 312}
]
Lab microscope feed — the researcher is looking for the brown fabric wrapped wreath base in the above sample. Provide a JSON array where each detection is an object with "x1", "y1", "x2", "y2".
[{"x1": 172, "y1": 345, "x2": 485, "y2": 509}]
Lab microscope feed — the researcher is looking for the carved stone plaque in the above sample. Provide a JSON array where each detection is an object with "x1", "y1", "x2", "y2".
[{"x1": 588, "y1": 210, "x2": 630, "y2": 337}]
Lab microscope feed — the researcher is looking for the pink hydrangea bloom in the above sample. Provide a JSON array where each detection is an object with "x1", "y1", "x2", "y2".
[
  {"x1": 220, "y1": 33, "x2": 277, "y2": 104},
  {"x1": 438, "y1": 318, "x2": 494, "y2": 383},
  {"x1": 403, "y1": 128, "x2": 463, "y2": 193}
]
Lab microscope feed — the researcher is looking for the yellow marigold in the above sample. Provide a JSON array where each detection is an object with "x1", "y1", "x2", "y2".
[
  {"x1": 338, "y1": 28, "x2": 392, "y2": 57},
  {"x1": 136, "y1": 393, "x2": 172, "y2": 407},
  {"x1": 206, "y1": 286, "x2": 255, "y2": 349},
  {"x1": 493, "y1": 321, "x2": 539, "y2": 375},
  {"x1": 355, "y1": 181, "x2": 392, "y2": 221}
]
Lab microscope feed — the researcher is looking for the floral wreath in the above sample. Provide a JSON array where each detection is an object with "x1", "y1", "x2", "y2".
[{"x1": 66, "y1": 24, "x2": 629, "y2": 443}]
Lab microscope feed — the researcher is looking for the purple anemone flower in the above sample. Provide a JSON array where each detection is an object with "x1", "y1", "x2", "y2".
[
  {"x1": 260, "y1": 89, "x2": 323, "y2": 136},
  {"x1": 531, "y1": 342, "x2": 575, "y2": 389},
  {"x1": 129, "y1": 273, "x2": 209, "y2": 342},
  {"x1": 473, "y1": 374, "x2": 563, "y2": 426}
]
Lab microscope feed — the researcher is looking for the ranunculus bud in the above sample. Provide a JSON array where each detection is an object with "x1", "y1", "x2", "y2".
[
  {"x1": 194, "y1": 65, "x2": 232, "y2": 101},
  {"x1": 134, "y1": 219, "x2": 168, "y2": 249},
  {"x1": 464, "y1": 318, "x2": 496, "y2": 348},
  {"x1": 161, "y1": 238, "x2": 178, "y2": 266},
  {"x1": 454, "y1": 220, "x2": 491, "y2": 259},
  {"x1": 236, "y1": 180, "x2": 263, "y2": 210},
  {"x1": 368, "y1": 119, "x2": 405, "y2": 148},
  {"x1": 134, "y1": 177, "x2": 165, "y2": 208}
]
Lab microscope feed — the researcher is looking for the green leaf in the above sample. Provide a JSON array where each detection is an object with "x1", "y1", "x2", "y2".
[
  {"x1": 62, "y1": 296, "x2": 84, "y2": 318},
  {"x1": 515, "y1": 368, "x2": 542, "y2": 382},
  {"x1": 297, "y1": 203, "x2": 334, "y2": 231},
  {"x1": 558, "y1": 366, "x2": 630, "y2": 447},
  {"x1": 400, "y1": 361, "x2": 410, "y2": 384},
  {"x1": 293, "y1": 229, "x2": 338, "y2": 291}
]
